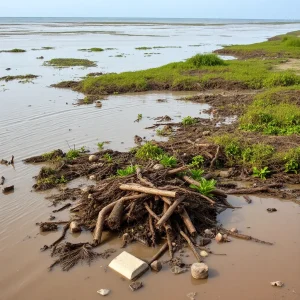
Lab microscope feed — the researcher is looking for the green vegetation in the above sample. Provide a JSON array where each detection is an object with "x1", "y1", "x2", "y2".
[
  {"x1": 281, "y1": 147, "x2": 300, "y2": 174},
  {"x1": 190, "y1": 169, "x2": 204, "y2": 181},
  {"x1": 135, "y1": 47, "x2": 152, "y2": 50},
  {"x1": 137, "y1": 114, "x2": 143, "y2": 121},
  {"x1": 103, "y1": 153, "x2": 113, "y2": 163},
  {"x1": 182, "y1": 116, "x2": 197, "y2": 126},
  {"x1": 156, "y1": 127, "x2": 172, "y2": 136},
  {"x1": 117, "y1": 165, "x2": 136, "y2": 176},
  {"x1": 153, "y1": 46, "x2": 181, "y2": 49},
  {"x1": 186, "y1": 53, "x2": 225, "y2": 67},
  {"x1": 159, "y1": 155, "x2": 177, "y2": 167},
  {"x1": 240, "y1": 87, "x2": 300, "y2": 135},
  {"x1": 0, "y1": 48, "x2": 26, "y2": 53},
  {"x1": 44, "y1": 58, "x2": 97, "y2": 67},
  {"x1": 189, "y1": 155, "x2": 204, "y2": 168},
  {"x1": 66, "y1": 147, "x2": 86, "y2": 160},
  {"x1": 79, "y1": 48, "x2": 104, "y2": 52},
  {"x1": 37, "y1": 175, "x2": 67, "y2": 185},
  {"x1": 32, "y1": 47, "x2": 55, "y2": 50},
  {"x1": 252, "y1": 166, "x2": 270, "y2": 180},
  {"x1": 216, "y1": 32, "x2": 300, "y2": 58},
  {"x1": 135, "y1": 142, "x2": 164, "y2": 160},
  {"x1": 0, "y1": 74, "x2": 38, "y2": 82},
  {"x1": 190, "y1": 178, "x2": 217, "y2": 197},
  {"x1": 97, "y1": 142, "x2": 105, "y2": 150}
]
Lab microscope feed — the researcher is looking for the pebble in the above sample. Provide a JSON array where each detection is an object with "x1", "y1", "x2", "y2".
[
  {"x1": 70, "y1": 221, "x2": 81, "y2": 233},
  {"x1": 204, "y1": 229, "x2": 214, "y2": 237},
  {"x1": 187, "y1": 292, "x2": 197, "y2": 300},
  {"x1": 97, "y1": 289, "x2": 110, "y2": 296},
  {"x1": 215, "y1": 233, "x2": 223, "y2": 242},
  {"x1": 171, "y1": 266, "x2": 186, "y2": 275},
  {"x1": 89, "y1": 155, "x2": 98, "y2": 162},
  {"x1": 129, "y1": 281, "x2": 143, "y2": 292},
  {"x1": 270, "y1": 281, "x2": 284, "y2": 287},
  {"x1": 153, "y1": 164, "x2": 164, "y2": 171},
  {"x1": 150, "y1": 260, "x2": 162, "y2": 272},
  {"x1": 200, "y1": 251, "x2": 209, "y2": 257},
  {"x1": 191, "y1": 263, "x2": 209, "y2": 279},
  {"x1": 267, "y1": 208, "x2": 277, "y2": 213}
]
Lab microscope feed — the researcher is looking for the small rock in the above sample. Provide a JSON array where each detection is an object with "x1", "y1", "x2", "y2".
[
  {"x1": 171, "y1": 266, "x2": 186, "y2": 275},
  {"x1": 230, "y1": 228, "x2": 238, "y2": 233},
  {"x1": 200, "y1": 251, "x2": 209, "y2": 257},
  {"x1": 219, "y1": 171, "x2": 230, "y2": 178},
  {"x1": 49, "y1": 215, "x2": 55, "y2": 221},
  {"x1": 187, "y1": 292, "x2": 197, "y2": 300},
  {"x1": 153, "y1": 164, "x2": 164, "y2": 171},
  {"x1": 267, "y1": 208, "x2": 277, "y2": 213},
  {"x1": 95, "y1": 100, "x2": 102, "y2": 107},
  {"x1": 89, "y1": 155, "x2": 98, "y2": 162},
  {"x1": 198, "y1": 238, "x2": 211, "y2": 246},
  {"x1": 150, "y1": 260, "x2": 162, "y2": 272},
  {"x1": 204, "y1": 229, "x2": 214, "y2": 237},
  {"x1": 129, "y1": 281, "x2": 143, "y2": 291},
  {"x1": 270, "y1": 281, "x2": 284, "y2": 287},
  {"x1": 6, "y1": 68, "x2": 11, "y2": 71},
  {"x1": 70, "y1": 221, "x2": 81, "y2": 233},
  {"x1": 81, "y1": 186, "x2": 89, "y2": 193},
  {"x1": 97, "y1": 289, "x2": 110, "y2": 296},
  {"x1": 202, "y1": 131, "x2": 210, "y2": 136},
  {"x1": 215, "y1": 233, "x2": 223, "y2": 242},
  {"x1": 191, "y1": 263, "x2": 209, "y2": 279},
  {"x1": 89, "y1": 175, "x2": 96, "y2": 180}
]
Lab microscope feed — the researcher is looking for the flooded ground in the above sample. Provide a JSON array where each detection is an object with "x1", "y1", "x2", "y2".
[{"x1": 0, "y1": 19, "x2": 300, "y2": 300}]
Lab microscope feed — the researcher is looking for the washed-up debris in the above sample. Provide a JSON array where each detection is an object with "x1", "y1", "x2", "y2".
[
  {"x1": 215, "y1": 233, "x2": 223, "y2": 242},
  {"x1": 108, "y1": 251, "x2": 149, "y2": 280},
  {"x1": 97, "y1": 289, "x2": 110, "y2": 296},
  {"x1": 187, "y1": 292, "x2": 197, "y2": 300},
  {"x1": 52, "y1": 203, "x2": 72, "y2": 213},
  {"x1": 270, "y1": 281, "x2": 284, "y2": 287},
  {"x1": 230, "y1": 228, "x2": 238, "y2": 233},
  {"x1": 150, "y1": 260, "x2": 162, "y2": 272},
  {"x1": 0, "y1": 176, "x2": 5, "y2": 185},
  {"x1": 171, "y1": 266, "x2": 187, "y2": 275},
  {"x1": 70, "y1": 221, "x2": 81, "y2": 233},
  {"x1": 200, "y1": 251, "x2": 209, "y2": 257},
  {"x1": 243, "y1": 195, "x2": 252, "y2": 204},
  {"x1": 267, "y1": 208, "x2": 277, "y2": 213},
  {"x1": 129, "y1": 281, "x2": 143, "y2": 292},
  {"x1": 89, "y1": 155, "x2": 98, "y2": 162},
  {"x1": 2, "y1": 185, "x2": 14, "y2": 193},
  {"x1": 191, "y1": 263, "x2": 209, "y2": 279}
]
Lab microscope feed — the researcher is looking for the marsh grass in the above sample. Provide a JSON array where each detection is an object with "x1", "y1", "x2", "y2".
[
  {"x1": 0, "y1": 74, "x2": 38, "y2": 82},
  {"x1": 44, "y1": 58, "x2": 97, "y2": 67},
  {"x1": 0, "y1": 48, "x2": 26, "y2": 53},
  {"x1": 78, "y1": 48, "x2": 104, "y2": 52}
]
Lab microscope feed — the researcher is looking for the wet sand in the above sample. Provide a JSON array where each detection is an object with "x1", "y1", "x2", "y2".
[{"x1": 0, "y1": 20, "x2": 300, "y2": 300}]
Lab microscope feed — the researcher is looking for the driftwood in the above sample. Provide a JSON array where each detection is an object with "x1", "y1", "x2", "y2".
[
  {"x1": 119, "y1": 183, "x2": 176, "y2": 198},
  {"x1": 52, "y1": 203, "x2": 72, "y2": 213},
  {"x1": 2, "y1": 185, "x2": 14, "y2": 193},
  {"x1": 93, "y1": 194, "x2": 147, "y2": 245},
  {"x1": 227, "y1": 184, "x2": 283, "y2": 195},
  {"x1": 107, "y1": 200, "x2": 124, "y2": 230},
  {"x1": 136, "y1": 167, "x2": 155, "y2": 188},
  {"x1": 0, "y1": 176, "x2": 5, "y2": 185},
  {"x1": 148, "y1": 242, "x2": 168, "y2": 265},
  {"x1": 243, "y1": 196, "x2": 252, "y2": 204},
  {"x1": 220, "y1": 227, "x2": 273, "y2": 245},
  {"x1": 180, "y1": 208, "x2": 197, "y2": 237},
  {"x1": 210, "y1": 146, "x2": 220, "y2": 169}
]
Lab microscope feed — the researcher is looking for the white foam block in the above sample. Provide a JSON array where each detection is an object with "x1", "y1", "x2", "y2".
[{"x1": 108, "y1": 251, "x2": 149, "y2": 280}]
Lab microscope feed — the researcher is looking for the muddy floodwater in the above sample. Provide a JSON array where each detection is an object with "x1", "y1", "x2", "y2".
[{"x1": 0, "y1": 18, "x2": 300, "y2": 300}]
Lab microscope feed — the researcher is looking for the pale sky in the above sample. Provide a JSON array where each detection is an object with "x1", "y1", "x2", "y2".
[{"x1": 0, "y1": 0, "x2": 299, "y2": 19}]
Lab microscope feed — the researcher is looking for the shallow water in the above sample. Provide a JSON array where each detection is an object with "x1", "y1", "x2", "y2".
[{"x1": 0, "y1": 20, "x2": 300, "y2": 300}]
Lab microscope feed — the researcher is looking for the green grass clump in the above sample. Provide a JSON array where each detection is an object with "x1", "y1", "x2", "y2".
[
  {"x1": 282, "y1": 36, "x2": 300, "y2": 47},
  {"x1": 135, "y1": 47, "x2": 152, "y2": 50},
  {"x1": 240, "y1": 88, "x2": 300, "y2": 135},
  {"x1": 263, "y1": 72, "x2": 300, "y2": 88},
  {"x1": 190, "y1": 178, "x2": 217, "y2": 197},
  {"x1": 66, "y1": 147, "x2": 86, "y2": 160},
  {"x1": 252, "y1": 166, "x2": 270, "y2": 179},
  {"x1": 97, "y1": 142, "x2": 105, "y2": 150},
  {"x1": 117, "y1": 165, "x2": 136, "y2": 176},
  {"x1": 79, "y1": 48, "x2": 104, "y2": 52},
  {"x1": 103, "y1": 153, "x2": 113, "y2": 163},
  {"x1": 277, "y1": 147, "x2": 300, "y2": 174},
  {"x1": 0, "y1": 74, "x2": 38, "y2": 82},
  {"x1": 189, "y1": 155, "x2": 204, "y2": 168},
  {"x1": 186, "y1": 54, "x2": 225, "y2": 67},
  {"x1": 135, "y1": 142, "x2": 164, "y2": 160},
  {"x1": 159, "y1": 155, "x2": 177, "y2": 167},
  {"x1": 44, "y1": 58, "x2": 97, "y2": 67},
  {"x1": 190, "y1": 169, "x2": 204, "y2": 181},
  {"x1": 182, "y1": 116, "x2": 197, "y2": 126},
  {"x1": 0, "y1": 48, "x2": 26, "y2": 53},
  {"x1": 37, "y1": 175, "x2": 67, "y2": 185}
]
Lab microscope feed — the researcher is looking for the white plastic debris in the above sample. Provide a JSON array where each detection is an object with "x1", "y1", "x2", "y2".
[
  {"x1": 97, "y1": 289, "x2": 110, "y2": 296},
  {"x1": 271, "y1": 281, "x2": 284, "y2": 287},
  {"x1": 200, "y1": 250, "x2": 209, "y2": 257},
  {"x1": 108, "y1": 251, "x2": 148, "y2": 280}
]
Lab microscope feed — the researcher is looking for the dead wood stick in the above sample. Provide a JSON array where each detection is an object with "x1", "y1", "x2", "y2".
[
  {"x1": 210, "y1": 146, "x2": 220, "y2": 169},
  {"x1": 2, "y1": 185, "x2": 14, "y2": 193},
  {"x1": 220, "y1": 227, "x2": 273, "y2": 245},
  {"x1": 177, "y1": 225, "x2": 201, "y2": 262},
  {"x1": 148, "y1": 242, "x2": 168, "y2": 265},
  {"x1": 126, "y1": 201, "x2": 137, "y2": 221},
  {"x1": 52, "y1": 203, "x2": 72, "y2": 213},
  {"x1": 167, "y1": 166, "x2": 189, "y2": 175},
  {"x1": 149, "y1": 202, "x2": 156, "y2": 247},
  {"x1": 136, "y1": 167, "x2": 155, "y2": 188},
  {"x1": 107, "y1": 200, "x2": 124, "y2": 230},
  {"x1": 93, "y1": 193, "x2": 147, "y2": 245},
  {"x1": 160, "y1": 196, "x2": 172, "y2": 205},
  {"x1": 0, "y1": 176, "x2": 5, "y2": 185},
  {"x1": 156, "y1": 196, "x2": 184, "y2": 228},
  {"x1": 119, "y1": 183, "x2": 176, "y2": 198},
  {"x1": 36, "y1": 221, "x2": 70, "y2": 225},
  {"x1": 180, "y1": 208, "x2": 197, "y2": 237},
  {"x1": 226, "y1": 185, "x2": 282, "y2": 195},
  {"x1": 164, "y1": 202, "x2": 173, "y2": 258},
  {"x1": 187, "y1": 140, "x2": 211, "y2": 147},
  {"x1": 243, "y1": 195, "x2": 252, "y2": 204},
  {"x1": 50, "y1": 222, "x2": 70, "y2": 248},
  {"x1": 70, "y1": 203, "x2": 84, "y2": 212},
  {"x1": 145, "y1": 122, "x2": 179, "y2": 129}
]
